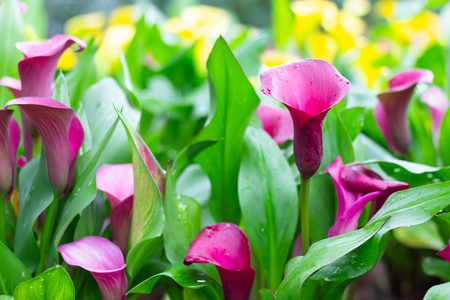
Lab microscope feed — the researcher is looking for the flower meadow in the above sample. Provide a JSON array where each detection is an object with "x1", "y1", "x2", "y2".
[{"x1": 2, "y1": 0, "x2": 450, "y2": 299}]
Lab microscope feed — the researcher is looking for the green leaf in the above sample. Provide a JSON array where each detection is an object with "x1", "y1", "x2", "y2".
[
  {"x1": 73, "y1": 195, "x2": 106, "y2": 241},
  {"x1": 440, "y1": 107, "x2": 450, "y2": 166},
  {"x1": 119, "y1": 50, "x2": 140, "y2": 108},
  {"x1": 260, "y1": 289, "x2": 277, "y2": 300},
  {"x1": 393, "y1": 221, "x2": 445, "y2": 250},
  {"x1": 0, "y1": 0, "x2": 25, "y2": 105},
  {"x1": 52, "y1": 70, "x2": 70, "y2": 107},
  {"x1": 276, "y1": 182, "x2": 450, "y2": 299},
  {"x1": 20, "y1": 0, "x2": 47, "y2": 38},
  {"x1": 239, "y1": 127, "x2": 298, "y2": 290},
  {"x1": 13, "y1": 266, "x2": 74, "y2": 300},
  {"x1": 14, "y1": 154, "x2": 53, "y2": 273},
  {"x1": 116, "y1": 109, "x2": 165, "y2": 278},
  {"x1": 424, "y1": 282, "x2": 450, "y2": 300},
  {"x1": 340, "y1": 107, "x2": 365, "y2": 141},
  {"x1": 128, "y1": 262, "x2": 219, "y2": 296},
  {"x1": 0, "y1": 296, "x2": 13, "y2": 299},
  {"x1": 271, "y1": 0, "x2": 293, "y2": 49},
  {"x1": 192, "y1": 36, "x2": 260, "y2": 224},
  {"x1": 46, "y1": 118, "x2": 119, "y2": 268},
  {"x1": 81, "y1": 77, "x2": 139, "y2": 164},
  {"x1": 0, "y1": 241, "x2": 31, "y2": 295},
  {"x1": 409, "y1": 100, "x2": 437, "y2": 166},
  {"x1": 422, "y1": 257, "x2": 450, "y2": 281}
]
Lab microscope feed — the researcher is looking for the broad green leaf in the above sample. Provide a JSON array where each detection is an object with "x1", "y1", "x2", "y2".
[
  {"x1": 13, "y1": 266, "x2": 74, "y2": 300},
  {"x1": 66, "y1": 39, "x2": 97, "y2": 109},
  {"x1": 276, "y1": 182, "x2": 450, "y2": 299},
  {"x1": 424, "y1": 282, "x2": 450, "y2": 300},
  {"x1": 239, "y1": 127, "x2": 298, "y2": 290},
  {"x1": 119, "y1": 50, "x2": 140, "y2": 108},
  {"x1": 271, "y1": 0, "x2": 293, "y2": 49},
  {"x1": 0, "y1": 0, "x2": 25, "y2": 105},
  {"x1": 14, "y1": 154, "x2": 53, "y2": 273},
  {"x1": 423, "y1": 257, "x2": 450, "y2": 281},
  {"x1": 0, "y1": 241, "x2": 31, "y2": 295},
  {"x1": 128, "y1": 262, "x2": 219, "y2": 297},
  {"x1": 163, "y1": 173, "x2": 201, "y2": 263},
  {"x1": 116, "y1": 109, "x2": 165, "y2": 278},
  {"x1": 73, "y1": 195, "x2": 106, "y2": 241},
  {"x1": 393, "y1": 221, "x2": 445, "y2": 250},
  {"x1": 192, "y1": 36, "x2": 260, "y2": 224},
  {"x1": 340, "y1": 107, "x2": 365, "y2": 141},
  {"x1": 46, "y1": 119, "x2": 119, "y2": 268},
  {"x1": 415, "y1": 44, "x2": 446, "y2": 88},
  {"x1": 356, "y1": 159, "x2": 450, "y2": 187},
  {"x1": 81, "y1": 78, "x2": 139, "y2": 164},
  {"x1": 440, "y1": 107, "x2": 450, "y2": 166},
  {"x1": 52, "y1": 70, "x2": 70, "y2": 107},
  {"x1": 409, "y1": 100, "x2": 437, "y2": 166},
  {"x1": 260, "y1": 289, "x2": 277, "y2": 300}
]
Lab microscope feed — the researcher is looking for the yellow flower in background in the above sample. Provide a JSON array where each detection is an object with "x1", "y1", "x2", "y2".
[
  {"x1": 374, "y1": 0, "x2": 395, "y2": 19},
  {"x1": 308, "y1": 32, "x2": 338, "y2": 62},
  {"x1": 392, "y1": 10, "x2": 441, "y2": 45},
  {"x1": 65, "y1": 12, "x2": 106, "y2": 42},
  {"x1": 24, "y1": 24, "x2": 40, "y2": 41},
  {"x1": 328, "y1": 11, "x2": 366, "y2": 52},
  {"x1": 96, "y1": 24, "x2": 136, "y2": 75},
  {"x1": 166, "y1": 5, "x2": 232, "y2": 42},
  {"x1": 58, "y1": 49, "x2": 78, "y2": 71},
  {"x1": 291, "y1": 0, "x2": 338, "y2": 45},
  {"x1": 108, "y1": 5, "x2": 135, "y2": 26},
  {"x1": 355, "y1": 42, "x2": 391, "y2": 88},
  {"x1": 260, "y1": 48, "x2": 300, "y2": 68}
]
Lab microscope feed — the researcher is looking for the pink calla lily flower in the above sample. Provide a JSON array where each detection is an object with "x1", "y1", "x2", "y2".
[
  {"x1": 374, "y1": 69, "x2": 433, "y2": 154},
  {"x1": 260, "y1": 59, "x2": 350, "y2": 179},
  {"x1": 5, "y1": 98, "x2": 84, "y2": 196},
  {"x1": 0, "y1": 109, "x2": 20, "y2": 201},
  {"x1": 437, "y1": 242, "x2": 450, "y2": 261},
  {"x1": 0, "y1": 34, "x2": 86, "y2": 160},
  {"x1": 96, "y1": 164, "x2": 134, "y2": 254},
  {"x1": 58, "y1": 236, "x2": 127, "y2": 300},
  {"x1": 184, "y1": 223, "x2": 255, "y2": 300},
  {"x1": 257, "y1": 102, "x2": 294, "y2": 146},
  {"x1": 327, "y1": 157, "x2": 409, "y2": 237},
  {"x1": 420, "y1": 86, "x2": 449, "y2": 142}
]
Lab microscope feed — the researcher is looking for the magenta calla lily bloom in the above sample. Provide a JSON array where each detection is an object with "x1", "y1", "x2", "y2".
[
  {"x1": 5, "y1": 98, "x2": 84, "y2": 196},
  {"x1": 420, "y1": 86, "x2": 449, "y2": 141},
  {"x1": 58, "y1": 236, "x2": 127, "y2": 300},
  {"x1": 327, "y1": 157, "x2": 409, "y2": 237},
  {"x1": 374, "y1": 69, "x2": 433, "y2": 154},
  {"x1": 0, "y1": 34, "x2": 86, "y2": 160},
  {"x1": 97, "y1": 164, "x2": 134, "y2": 254},
  {"x1": 257, "y1": 103, "x2": 294, "y2": 146},
  {"x1": 184, "y1": 223, "x2": 255, "y2": 300},
  {"x1": 260, "y1": 59, "x2": 350, "y2": 179},
  {"x1": 437, "y1": 243, "x2": 450, "y2": 262},
  {"x1": 0, "y1": 110, "x2": 20, "y2": 201}
]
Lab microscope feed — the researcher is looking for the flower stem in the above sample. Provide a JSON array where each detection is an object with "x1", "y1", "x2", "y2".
[
  {"x1": 0, "y1": 194, "x2": 5, "y2": 245},
  {"x1": 300, "y1": 175, "x2": 310, "y2": 255},
  {"x1": 36, "y1": 192, "x2": 59, "y2": 275}
]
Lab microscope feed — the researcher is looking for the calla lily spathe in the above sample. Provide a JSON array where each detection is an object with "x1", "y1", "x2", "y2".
[
  {"x1": 0, "y1": 34, "x2": 86, "y2": 160},
  {"x1": 184, "y1": 223, "x2": 255, "y2": 300},
  {"x1": 5, "y1": 98, "x2": 84, "y2": 196},
  {"x1": 420, "y1": 86, "x2": 449, "y2": 142},
  {"x1": 0, "y1": 109, "x2": 20, "y2": 201},
  {"x1": 374, "y1": 69, "x2": 433, "y2": 154},
  {"x1": 257, "y1": 103, "x2": 294, "y2": 146},
  {"x1": 96, "y1": 164, "x2": 134, "y2": 254},
  {"x1": 58, "y1": 236, "x2": 127, "y2": 300},
  {"x1": 327, "y1": 157, "x2": 409, "y2": 237},
  {"x1": 260, "y1": 59, "x2": 350, "y2": 179}
]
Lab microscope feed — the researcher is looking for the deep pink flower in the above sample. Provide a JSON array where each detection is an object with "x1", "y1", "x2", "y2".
[
  {"x1": 58, "y1": 236, "x2": 127, "y2": 300},
  {"x1": 260, "y1": 59, "x2": 350, "y2": 179},
  {"x1": 0, "y1": 109, "x2": 20, "y2": 201},
  {"x1": 257, "y1": 103, "x2": 294, "y2": 146},
  {"x1": 0, "y1": 34, "x2": 86, "y2": 160},
  {"x1": 420, "y1": 86, "x2": 449, "y2": 142},
  {"x1": 96, "y1": 164, "x2": 134, "y2": 254},
  {"x1": 374, "y1": 69, "x2": 433, "y2": 154},
  {"x1": 437, "y1": 243, "x2": 450, "y2": 261},
  {"x1": 327, "y1": 157, "x2": 409, "y2": 237},
  {"x1": 5, "y1": 98, "x2": 84, "y2": 196},
  {"x1": 184, "y1": 223, "x2": 255, "y2": 300}
]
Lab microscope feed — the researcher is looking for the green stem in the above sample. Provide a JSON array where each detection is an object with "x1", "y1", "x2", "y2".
[
  {"x1": 35, "y1": 192, "x2": 59, "y2": 275},
  {"x1": 300, "y1": 175, "x2": 310, "y2": 255},
  {"x1": 0, "y1": 194, "x2": 5, "y2": 245}
]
